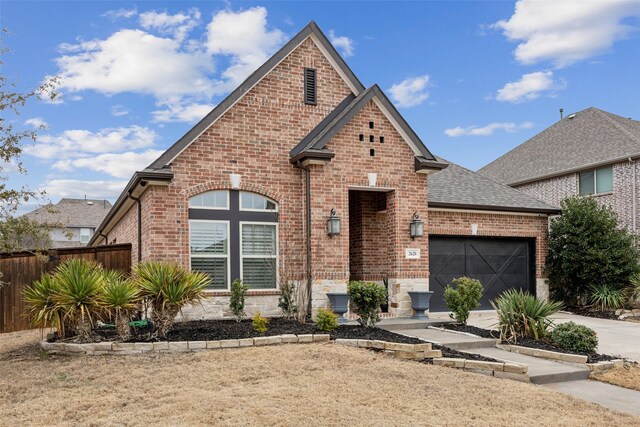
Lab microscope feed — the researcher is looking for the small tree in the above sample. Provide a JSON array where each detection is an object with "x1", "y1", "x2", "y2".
[
  {"x1": 547, "y1": 196, "x2": 639, "y2": 307},
  {"x1": 443, "y1": 277, "x2": 483, "y2": 324},
  {"x1": 230, "y1": 279, "x2": 248, "y2": 322},
  {"x1": 347, "y1": 281, "x2": 387, "y2": 327}
]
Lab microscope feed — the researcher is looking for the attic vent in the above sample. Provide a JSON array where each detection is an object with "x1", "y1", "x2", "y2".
[
  {"x1": 304, "y1": 68, "x2": 317, "y2": 105},
  {"x1": 87, "y1": 201, "x2": 93, "y2": 205},
  {"x1": 568, "y1": 114, "x2": 576, "y2": 119}
]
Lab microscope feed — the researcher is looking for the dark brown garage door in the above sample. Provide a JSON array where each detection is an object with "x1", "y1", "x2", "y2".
[{"x1": 429, "y1": 236, "x2": 535, "y2": 312}]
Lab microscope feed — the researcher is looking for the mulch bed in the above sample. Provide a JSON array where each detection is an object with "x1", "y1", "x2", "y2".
[
  {"x1": 442, "y1": 323, "x2": 619, "y2": 363},
  {"x1": 569, "y1": 308, "x2": 619, "y2": 320}
]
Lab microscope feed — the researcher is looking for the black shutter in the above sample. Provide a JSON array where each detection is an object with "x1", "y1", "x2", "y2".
[{"x1": 304, "y1": 68, "x2": 317, "y2": 105}]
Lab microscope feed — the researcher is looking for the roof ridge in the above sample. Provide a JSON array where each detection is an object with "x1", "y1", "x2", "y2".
[{"x1": 593, "y1": 108, "x2": 640, "y2": 146}]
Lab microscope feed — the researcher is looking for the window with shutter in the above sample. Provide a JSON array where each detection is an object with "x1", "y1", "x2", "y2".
[{"x1": 304, "y1": 68, "x2": 317, "y2": 105}]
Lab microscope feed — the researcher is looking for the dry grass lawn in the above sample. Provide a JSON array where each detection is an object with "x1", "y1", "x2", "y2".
[
  {"x1": 592, "y1": 362, "x2": 640, "y2": 392},
  {"x1": 1, "y1": 330, "x2": 639, "y2": 426}
]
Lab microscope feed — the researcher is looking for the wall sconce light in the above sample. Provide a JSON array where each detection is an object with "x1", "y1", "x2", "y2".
[
  {"x1": 410, "y1": 212, "x2": 424, "y2": 239},
  {"x1": 471, "y1": 224, "x2": 478, "y2": 235},
  {"x1": 327, "y1": 208, "x2": 341, "y2": 237},
  {"x1": 230, "y1": 173, "x2": 241, "y2": 189},
  {"x1": 367, "y1": 172, "x2": 378, "y2": 187}
]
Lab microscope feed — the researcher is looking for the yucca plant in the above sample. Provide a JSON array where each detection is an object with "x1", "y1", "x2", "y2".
[
  {"x1": 23, "y1": 273, "x2": 65, "y2": 336},
  {"x1": 626, "y1": 273, "x2": 640, "y2": 306},
  {"x1": 134, "y1": 261, "x2": 210, "y2": 338},
  {"x1": 491, "y1": 289, "x2": 563, "y2": 342},
  {"x1": 588, "y1": 284, "x2": 626, "y2": 312},
  {"x1": 53, "y1": 259, "x2": 105, "y2": 342},
  {"x1": 102, "y1": 270, "x2": 141, "y2": 341}
]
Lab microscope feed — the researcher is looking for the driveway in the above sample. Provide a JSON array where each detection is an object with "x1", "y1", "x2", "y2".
[{"x1": 430, "y1": 310, "x2": 640, "y2": 362}]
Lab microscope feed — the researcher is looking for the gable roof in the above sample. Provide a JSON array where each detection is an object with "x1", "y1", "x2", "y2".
[
  {"x1": 148, "y1": 21, "x2": 365, "y2": 170},
  {"x1": 290, "y1": 85, "x2": 446, "y2": 171},
  {"x1": 23, "y1": 198, "x2": 113, "y2": 228},
  {"x1": 479, "y1": 107, "x2": 640, "y2": 186},
  {"x1": 429, "y1": 157, "x2": 559, "y2": 214}
]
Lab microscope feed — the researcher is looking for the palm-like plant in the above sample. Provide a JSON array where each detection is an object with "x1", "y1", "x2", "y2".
[
  {"x1": 53, "y1": 259, "x2": 105, "y2": 342},
  {"x1": 133, "y1": 261, "x2": 210, "y2": 338},
  {"x1": 491, "y1": 289, "x2": 563, "y2": 342},
  {"x1": 626, "y1": 273, "x2": 640, "y2": 305},
  {"x1": 23, "y1": 273, "x2": 65, "y2": 335},
  {"x1": 588, "y1": 284, "x2": 626, "y2": 312},
  {"x1": 102, "y1": 270, "x2": 140, "y2": 341}
]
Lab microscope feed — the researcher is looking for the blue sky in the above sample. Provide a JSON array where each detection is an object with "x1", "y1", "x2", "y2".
[{"x1": 3, "y1": 1, "x2": 640, "y2": 210}]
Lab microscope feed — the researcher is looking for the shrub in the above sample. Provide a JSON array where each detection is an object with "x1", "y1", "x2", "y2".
[
  {"x1": 23, "y1": 273, "x2": 65, "y2": 336},
  {"x1": 102, "y1": 270, "x2": 141, "y2": 341},
  {"x1": 491, "y1": 289, "x2": 563, "y2": 342},
  {"x1": 278, "y1": 281, "x2": 298, "y2": 319},
  {"x1": 252, "y1": 312, "x2": 269, "y2": 333},
  {"x1": 551, "y1": 321, "x2": 598, "y2": 353},
  {"x1": 443, "y1": 277, "x2": 483, "y2": 324},
  {"x1": 626, "y1": 273, "x2": 640, "y2": 306},
  {"x1": 347, "y1": 281, "x2": 387, "y2": 327},
  {"x1": 315, "y1": 307, "x2": 339, "y2": 332},
  {"x1": 588, "y1": 284, "x2": 626, "y2": 312},
  {"x1": 230, "y1": 279, "x2": 249, "y2": 322},
  {"x1": 53, "y1": 259, "x2": 105, "y2": 342},
  {"x1": 547, "y1": 196, "x2": 638, "y2": 307},
  {"x1": 134, "y1": 261, "x2": 210, "y2": 338}
]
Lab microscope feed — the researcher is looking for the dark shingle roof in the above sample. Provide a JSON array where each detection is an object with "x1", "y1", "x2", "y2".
[
  {"x1": 429, "y1": 158, "x2": 559, "y2": 214},
  {"x1": 23, "y1": 198, "x2": 112, "y2": 228},
  {"x1": 479, "y1": 107, "x2": 640, "y2": 185}
]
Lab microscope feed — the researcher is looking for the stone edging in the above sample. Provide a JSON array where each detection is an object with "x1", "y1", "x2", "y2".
[
  {"x1": 498, "y1": 344, "x2": 625, "y2": 371},
  {"x1": 40, "y1": 334, "x2": 330, "y2": 356},
  {"x1": 334, "y1": 339, "x2": 441, "y2": 359},
  {"x1": 433, "y1": 357, "x2": 529, "y2": 382}
]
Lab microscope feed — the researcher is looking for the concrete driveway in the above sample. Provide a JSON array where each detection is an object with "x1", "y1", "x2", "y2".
[{"x1": 430, "y1": 310, "x2": 640, "y2": 362}]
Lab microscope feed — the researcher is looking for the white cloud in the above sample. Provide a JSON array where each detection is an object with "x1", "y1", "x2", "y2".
[
  {"x1": 152, "y1": 98, "x2": 213, "y2": 123},
  {"x1": 494, "y1": 0, "x2": 640, "y2": 67},
  {"x1": 139, "y1": 8, "x2": 201, "y2": 42},
  {"x1": 328, "y1": 30, "x2": 355, "y2": 57},
  {"x1": 495, "y1": 71, "x2": 564, "y2": 103},
  {"x1": 111, "y1": 105, "x2": 129, "y2": 117},
  {"x1": 103, "y1": 7, "x2": 137, "y2": 20},
  {"x1": 25, "y1": 117, "x2": 48, "y2": 129},
  {"x1": 388, "y1": 75, "x2": 431, "y2": 108},
  {"x1": 45, "y1": 179, "x2": 128, "y2": 199},
  {"x1": 445, "y1": 121, "x2": 533, "y2": 137},
  {"x1": 52, "y1": 149, "x2": 164, "y2": 179},
  {"x1": 25, "y1": 126, "x2": 157, "y2": 160},
  {"x1": 206, "y1": 7, "x2": 286, "y2": 88},
  {"x1": 55, "y1": 29, "x2": 215, "y2": 99}
]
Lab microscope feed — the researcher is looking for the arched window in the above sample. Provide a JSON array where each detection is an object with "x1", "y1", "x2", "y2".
[{"x1": 189, "y1": 190, "x2": 278, "y2": 290}]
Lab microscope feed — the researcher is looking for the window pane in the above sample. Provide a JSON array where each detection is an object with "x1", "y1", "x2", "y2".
[
  {"x1": 191, "y1": 257, "x2": 227, "y2": 289},
  {"x1": 240, "y1": 192, "x2": 277, "y2": 210},
  {"x1": 242, "y1": 258, "x2": 276, "y2": 289},
  {"x1": 579, "y1": 171, "x2": 595, "y2": 195},
  {"x1": 190, "y1": 222, "x2": 228, "y2": 254},
  {"x1": 242, "y1": 224, "x2": 276, "y2": 255},
  {"x1": 80, "y1": 228, "x2": 91, "y2": 243},
  {"x1": 596, "y1": 166, "x2": 613, "y2": 193},
  {"x1": 189, "y1": 191, "x2": 228, "y2": 208}
]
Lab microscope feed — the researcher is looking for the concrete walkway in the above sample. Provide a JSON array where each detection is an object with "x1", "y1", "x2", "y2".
[
  {"x1": 544, "y1": 380, "x2": 640, "y2": 417},
  {"x1": 429, "y1": 310, "x2": 640, "y2": 362}
]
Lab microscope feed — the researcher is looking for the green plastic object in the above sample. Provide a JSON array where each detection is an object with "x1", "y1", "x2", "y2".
[{"x1": 102, "y1": 318, "x2": 148, "y2": 329}]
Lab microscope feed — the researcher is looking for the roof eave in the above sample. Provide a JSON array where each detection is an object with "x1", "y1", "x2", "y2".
[
  {"x1": 290, "y1": 150, "x2": 335, "y2": 166},
  {"x1": 415, "y1": 157, "x2": 449, "y2": 174},
  {"x1": 428, "y1": 201, "x2": 560, "y2": 215}
]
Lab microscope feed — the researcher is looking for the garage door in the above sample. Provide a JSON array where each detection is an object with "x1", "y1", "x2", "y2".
[{"x1": 428, "y1": 236, "x2": 535, "y2": 312}]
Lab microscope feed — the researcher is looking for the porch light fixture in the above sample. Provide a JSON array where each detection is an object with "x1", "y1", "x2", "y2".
[
  {"x1": 327, "y1": 208, "x2": 341, "y2": 237},
  {"x1": 230, "y1": 173, "x2": 241, "y2": 189},
  {"x1": 410, "y1": 212, "x2": 424, "y2": 239}
]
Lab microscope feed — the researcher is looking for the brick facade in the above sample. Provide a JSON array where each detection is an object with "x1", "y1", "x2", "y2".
[{"x1": 516, "y1": 160, "x2": 640, "y2": 234}]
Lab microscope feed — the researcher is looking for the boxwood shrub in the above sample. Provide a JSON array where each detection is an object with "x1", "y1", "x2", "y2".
[{"x1": 550, "y1": 321, "x2": 598, "y2": 353}]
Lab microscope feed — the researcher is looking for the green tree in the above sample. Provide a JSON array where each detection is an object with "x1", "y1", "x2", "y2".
[
  {"x1": 0, "y1": 31, "x2": 59, "y2": 257},
  {"x1": 547, "y1": 196, "x2": 639, "y2": 307}
]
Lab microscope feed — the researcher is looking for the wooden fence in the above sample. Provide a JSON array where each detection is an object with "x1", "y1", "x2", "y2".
[{"x1": 0, "y1": 244, "x2": 131, "y2": 333}]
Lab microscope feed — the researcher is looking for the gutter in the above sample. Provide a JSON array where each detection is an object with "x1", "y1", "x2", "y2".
[{"x1": 428, "y1": 201, "x2": 560, "y2": 215}]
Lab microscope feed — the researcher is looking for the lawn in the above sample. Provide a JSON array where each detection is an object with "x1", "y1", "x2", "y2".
[
  {"x1": 591, "y1": 362, "x2": 640, "y2": 392},
  {"x1": 1, "y1": 330, "x2": 638, "y2": 426}
]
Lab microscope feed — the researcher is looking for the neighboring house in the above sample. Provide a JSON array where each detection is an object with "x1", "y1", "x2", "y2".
[
  {"x1": 480, "y1": 107, "x2": 640, "y2": 235},
  {"x1": 89, "y1": 22, "x2": 558, "y2": 318},
  {"x1": 23, "y1": 198, "x2": 112, "y2": 247}
]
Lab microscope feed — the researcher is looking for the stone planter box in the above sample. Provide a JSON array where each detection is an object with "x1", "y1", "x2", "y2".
[
  {"x1": 498, "y1": 344, "x2": 623, "y2": 372},
  {"x1": 334, "y1": 338, "x2": 441, "y2": 359},
  {"x1": 433, "y1": 357, "x2": 529, "y2": 382}
]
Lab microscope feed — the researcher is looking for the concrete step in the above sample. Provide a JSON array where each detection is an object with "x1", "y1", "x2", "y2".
[
  {"x1": 395, "y1": 328, "x2": 497, "y2": 350},
  {"x1": 543, "y1": 380, "x2": 640, "y2": 417},
  {"x1": 469, "y1": 348, "x2": 590, "y2": 385}
]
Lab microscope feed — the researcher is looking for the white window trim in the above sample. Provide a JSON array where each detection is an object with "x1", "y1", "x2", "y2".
[
  {"x1": 239, "y1": 221, "x2": 279, "y2": 290},
  {"x1": 578, "y1": 166, "x2": 613, "y2": 196},
  {"x1": 188, "y1": 219, "x2": 231, "y2": 290},
  {"x1": 239, "y1": 191, "x2": 279, "y2": 213},
  {"x1": 188, "y1": 190, "x2": 230, "y2": 210}
]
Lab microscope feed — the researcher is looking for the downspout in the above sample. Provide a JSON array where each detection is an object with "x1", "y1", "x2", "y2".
[
  {"x1": 295, "y1": 161, "x2": 313, "y2": 317},
  {"x1": 630, "y1": 157, "x2": 637, "y2": 237},
  {"x1": 127, "y1": 190, "x2": 142, "y2": 263},
  {"x1": 99, "y1": 232, "x2": 108, "y2": 245}
]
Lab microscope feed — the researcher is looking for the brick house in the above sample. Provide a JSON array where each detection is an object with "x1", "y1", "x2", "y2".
[
  {"x1": 90, "y1": 22, "x2": 558, "y2": 317},
  {"x1": 480, "y1": 107, "x2": 640, "y2": 235}
]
